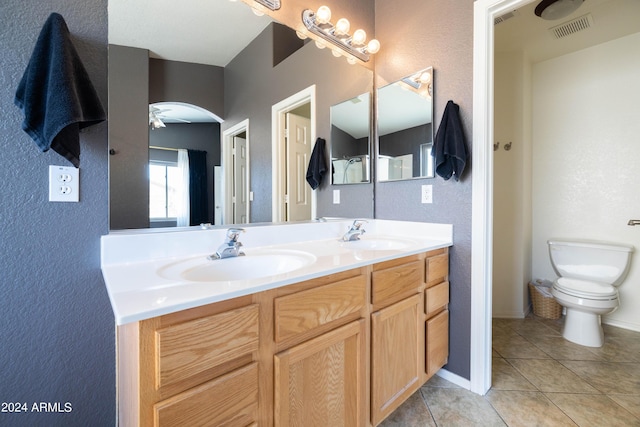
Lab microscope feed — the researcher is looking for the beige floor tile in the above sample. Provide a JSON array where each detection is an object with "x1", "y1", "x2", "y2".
[
  {"x1": 511, "y1": 319, "x2": 560, "y2": 339},
  {"x1": 378, "y1": 391, "x2": 436, "y2": 427},
  {"x1": 493, "y1": 334, "x2": 551, "y2": 359},
  {"x1": 508, "y1": 359, "x2": 600, "y2": 393},
  {"x1": 422, "y1": 374, "x2": 463, "y2": 389},
  {"x1": 545, "y1": 393, "x2": 640, "y2": 427},
  {"x1": 492, "y1": 357, "x2": 537, "y2": 391},
  {"x1": 560, "y1": 360, "x2": 640, "y2": 394},
  {"x1": 587, "y1": 336, "x2": 640, "y2": 363},
  {"x1": 421, "y1": 386, "x2": 507, "y2": 426},
  {"x1": 608, "y1": 394, "x2": 640, "y2": 419},
  {"x1": 529, "y1": 335, "x2": 605, "y2": 361},
  {"x1": 486, "y1": 390, "x2": 578, "y2": 427}
]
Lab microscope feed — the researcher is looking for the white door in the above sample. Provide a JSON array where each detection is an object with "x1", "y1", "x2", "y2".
[
  {"x1": 285, "y1": 113, "x2": 312, "y2": 222},
  {"x1": 233, "y1": 136, "x2": 248, "y2": 223},
  {"x1": 214, "y1": 166, "x2": 222, "y2": 225}
]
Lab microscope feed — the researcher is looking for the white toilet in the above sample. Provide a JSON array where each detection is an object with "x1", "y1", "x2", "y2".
[{"x1": 547, "y1": 239, "x2": 634, "y2": 347}]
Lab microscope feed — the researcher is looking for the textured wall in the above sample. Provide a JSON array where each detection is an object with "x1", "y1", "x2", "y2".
[
  {"x1": 375, "y1": 0, "x2": 474, "y2": 380},
  {"x1": 0, "y1": 0, "x2": 114, "y2": 425}
]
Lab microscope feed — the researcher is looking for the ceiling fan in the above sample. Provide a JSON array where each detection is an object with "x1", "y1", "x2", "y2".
[
  {"x1": 149, "y1": 105, "x2": 191, "y2": 129},
  {"x1": 535, "y1": 0, "x2": 584, "y2": 20}
]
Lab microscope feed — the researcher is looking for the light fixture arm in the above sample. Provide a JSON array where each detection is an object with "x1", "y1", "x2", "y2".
[
  {"x1": 255, "y1": 0, "x2": 280, "y2": 11},
  {"x1": 302, "y1": 9, "x2": 372, "y2": 62}
]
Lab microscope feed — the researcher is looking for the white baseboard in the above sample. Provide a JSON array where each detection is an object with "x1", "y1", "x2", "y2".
[
  {"x1": 603, "y1": 318, "x2": 640, "y2": 333},
  {"x1": 435, "y1": 368, "x2": 472, "y2": 391}
]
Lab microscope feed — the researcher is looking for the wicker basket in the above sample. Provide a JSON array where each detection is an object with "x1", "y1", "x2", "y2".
[{"x1": 529, "y1": 283, "x2": 562, "y2": 319}]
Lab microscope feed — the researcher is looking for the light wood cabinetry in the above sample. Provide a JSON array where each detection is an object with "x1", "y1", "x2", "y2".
[
  {"x1": 424, "y1": 248, "x2": 450, "y2": 377},
  {"x1": 118, "y1": 249, "x2": 449, "y2": 427},
  {"x1": 274, "y1": 320, "x2": 366, "y2": 427}
]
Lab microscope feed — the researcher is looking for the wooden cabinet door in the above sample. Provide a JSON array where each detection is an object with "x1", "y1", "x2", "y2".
[
  {"x1": 371, "y1": 294, "x2": 423, "y2": 426},
  {"x1": 274, "y1": 319, "x2": 366, "y2": 427},
  {"x1": 426, "y1": 309, "x2": 449, "y2": 376}
]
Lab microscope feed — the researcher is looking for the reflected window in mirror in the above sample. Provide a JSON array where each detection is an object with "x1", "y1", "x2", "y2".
[
  {"x1": 330, "y1": 92, "x2": 371, "y2": 184},
  {"x1": 377, "y1": 67, "x2": 434, "y2": 182}
]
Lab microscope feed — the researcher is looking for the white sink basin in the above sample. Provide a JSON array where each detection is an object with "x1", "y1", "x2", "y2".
[
  {"x1": 339, "y1": 237, "x2": 416, "y2": 250},
  {"x1": 158, "y1": 249, "x2": 316, "y2": 283}
]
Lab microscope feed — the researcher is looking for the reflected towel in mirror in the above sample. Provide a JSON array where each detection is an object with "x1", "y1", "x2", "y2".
[{"x1": 306, "y1": 137, "x2": 327, "y2": 189}]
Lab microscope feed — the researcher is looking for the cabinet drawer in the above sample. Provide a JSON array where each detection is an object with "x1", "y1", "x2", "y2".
[
  {"x1": 372, "y1": 260, "x2": 423, "y2": 308},
  {"x1": 155, "y1": 304, "x2": 259, "y2": 390},
  {"x1": 154, "y1": 362, "x2": 258, "y2": 427},
  {"x1": 426, "y1": 252, "x2": 448, "y2": 287},
  {"x1": 426, "y1": 309, "x2": 449, "y2": 375},
  {"x1": 425, "y1": 281, "x2": 449, "y2": 316},
  {"x1": 275, "y1": 275, "x2": 366, "y2": 343}
]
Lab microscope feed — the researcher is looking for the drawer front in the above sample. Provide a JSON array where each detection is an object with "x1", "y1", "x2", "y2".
[
  {"x1": 154, "y1": 362, "x2": 258, "y2": 427},
  {"x1": 425, "y1": 281, "x2": 449, "y2": 316},
  {"x1": 155, "y1": 304, "x2": 259, "y2": 390},
  {"x1": 275, "y1": 275, "x2": 367, "y2": 343},
  {"x1": 372, "y1": 260, "x2": 423, "y2": 308},
  {"x1": 426, "y1": 309, "x2": 449, "y2": 375},
  {"x1": 426, "y1": 253, "x2": 448, "y2": 287}
]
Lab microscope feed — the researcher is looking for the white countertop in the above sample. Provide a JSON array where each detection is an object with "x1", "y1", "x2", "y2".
[{"x1": 101, "y1": 219, "x2": 453, "y2": 325}]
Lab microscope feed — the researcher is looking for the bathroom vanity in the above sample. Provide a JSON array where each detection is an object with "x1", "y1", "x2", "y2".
[{"x1": 101, "y1": 219, "x2": 452, "y2": 426}]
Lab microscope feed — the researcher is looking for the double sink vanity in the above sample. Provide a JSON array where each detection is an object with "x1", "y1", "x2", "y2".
[{"x1": 101, "y1": 219, "x2": 452, "y2": 426}]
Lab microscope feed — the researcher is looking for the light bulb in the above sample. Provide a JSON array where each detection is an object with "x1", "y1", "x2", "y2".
[
  {"x1": 352, "y1": 29, "x2": 366, "y2": 46},
  {"x1": 252, "y1": 8, "x2": 264, "y2": 16},
  {"x1": 418, "y1": 72, "x2": 431, "y2": 84},
  {"x1": 331, "y1": 49, "x2": 342, "y2": 58},
  {"x1": 315, "y1": 39, "x2": 326, "y2": 49},
  {"x1": 367, "y1": 39, "x2": 380, "y2": 54},
  {"x1": 347, "y1": 57, "x2": 357, "y2": 65},
  {"x1": 335, "y1": 18, "x2": 350, "y2": 36},
  {"x1": 296, "y1": 30, "x2": 307, "y2": 40},
  {"x1": 316, "y1": 6, "x2": 331, "y2": 24}
]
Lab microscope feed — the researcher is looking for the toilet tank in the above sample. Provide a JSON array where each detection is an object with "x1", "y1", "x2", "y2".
[{"x1": 548, "y1": 239, "x2": 634, "y2": 286}]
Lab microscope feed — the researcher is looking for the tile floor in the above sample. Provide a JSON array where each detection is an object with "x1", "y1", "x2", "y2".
[{"x1": 380, "y1": 315, "x2": 640, "y2": 426}]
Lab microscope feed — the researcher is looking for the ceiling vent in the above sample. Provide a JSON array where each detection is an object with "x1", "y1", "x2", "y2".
[
  {"x1": 548, "y1": 13, "x2": 593, "y2": 39},
  {"x1": 494, "y1": 9, "x2": 519, "y2": 25}
]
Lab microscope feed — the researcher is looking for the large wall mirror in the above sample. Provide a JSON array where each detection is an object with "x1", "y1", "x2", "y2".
[
  {"x1": 330, "y1": 92, "x2": 371, "y2": 184},
  {"x1": 108, "y1": 0, "x2": 374, "y2": 230},
  {"x1": 377, "y1": 67, "x2": 434, "y2": 181}
]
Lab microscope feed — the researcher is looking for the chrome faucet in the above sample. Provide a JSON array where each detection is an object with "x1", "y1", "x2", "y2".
[
  {"x1": 341, "y1": 219, "x2": 368, "y2": 242},
  {"x1": 208, "y1": 228, "x2": 245, "y2": 260}
]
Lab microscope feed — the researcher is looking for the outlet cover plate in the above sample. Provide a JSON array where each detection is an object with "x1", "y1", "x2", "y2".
[
  {"x1": 49, "y1": 165, "x2": 79, "y2": 202},
  {"x1": 421, "y1": 184, "x2": 433, "y2": 204}
]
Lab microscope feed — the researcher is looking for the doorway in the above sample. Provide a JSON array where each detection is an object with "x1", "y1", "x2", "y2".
[
  {"x1": 271, "y1": 85, "x2": 317, "y2": 222},
  {"x1": 222, "y1": 119, "x2": 250, "y2": 224}
]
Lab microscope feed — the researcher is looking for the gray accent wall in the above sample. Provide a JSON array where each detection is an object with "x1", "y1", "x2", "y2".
[
  {"x1": 1, "y1": 0, "x2": 114, "y2": 425},
  {"x1": 375, "y1": 0, "x2": 474, "y2": 380}
]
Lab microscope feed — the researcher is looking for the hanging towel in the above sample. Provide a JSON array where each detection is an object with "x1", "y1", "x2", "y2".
[
  {"x1": 14, "y1": 13, "x2": 106, "y2": 167},
  {"x1": 433, "y1": 100, "x2": 468, "y2": 181},
  {"x1": 306, "y1": 137, "x2": 327, "y2": 190}
]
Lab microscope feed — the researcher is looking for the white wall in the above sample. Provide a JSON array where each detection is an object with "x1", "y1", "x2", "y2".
[
  {"x1": 493, "y1": 51, "x2": 533, "y2": 318},
  {"x1": 532, "y1": 32, "x2": 640, "y2": 331}
]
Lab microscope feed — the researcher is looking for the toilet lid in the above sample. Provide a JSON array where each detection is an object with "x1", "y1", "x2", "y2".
[{"x1": 555, "y1": 278, "x2": 617, "y2": 298}]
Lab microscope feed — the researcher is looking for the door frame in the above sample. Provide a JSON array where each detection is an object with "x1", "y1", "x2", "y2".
[
  {"x1": 271, "y1": 85, "x2": 317, "y2": 222},
  {"x1": 471, "y1": 0, "x2": 535, "y2": 395},
  {"x1": 222, "y1": 119, "x2": 250, "y2": 224}
]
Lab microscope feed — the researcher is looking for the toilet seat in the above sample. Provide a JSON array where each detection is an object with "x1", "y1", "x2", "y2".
[{"x1": 554, "y1": 278, "x2": 617, "y2": 299}]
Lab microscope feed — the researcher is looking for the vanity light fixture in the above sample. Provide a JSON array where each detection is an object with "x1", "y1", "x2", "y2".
[
  {"x1": 149, "y1": 111, "x2": 166, "y2": 130},
  {"x1": 254, "y1": 0, "x2": 280, "y2": 11},
  {"x1": 400, "y1": 68, "x2": 433, "y2": 97},
  {"x1": 302, "y1": 6, "x2": 380, "y2": 63}
]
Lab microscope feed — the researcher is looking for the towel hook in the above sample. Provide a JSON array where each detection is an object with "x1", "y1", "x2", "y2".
[
  {"x1": 504, "y1": 142, "x2": 512, "y2": 151},
  {"x1": 493, "y1": 142, "x2": 500, "y2": 151}
]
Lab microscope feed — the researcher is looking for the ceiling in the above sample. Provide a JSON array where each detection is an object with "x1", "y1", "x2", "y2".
[{"x1": 495, "y1": 0, "x2": 640, "y2": 63}]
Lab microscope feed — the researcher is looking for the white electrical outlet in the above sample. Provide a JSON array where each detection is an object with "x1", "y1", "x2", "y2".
[
  {"x1": 49, "y1": 165, "x2": 79, "y2": 202},
  {"x1": 421, "y1": 184, "x2": 433, "y2": 204},
  {"x1": 333, "y1": 189, "x2": 340, "y2": 204}
]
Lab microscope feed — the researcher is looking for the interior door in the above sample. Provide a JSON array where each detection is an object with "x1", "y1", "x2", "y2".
[
  {"x1": 285, "y1": 113, "x2": 312, "y2": 222},
  {"x1": 233, "y1": 136, "x2": 248, "y2": 223}
]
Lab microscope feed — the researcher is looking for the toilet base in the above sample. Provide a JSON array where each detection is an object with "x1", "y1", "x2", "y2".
[{"x1": 562, "y1": 308, "x2": 604, "y2": 347}]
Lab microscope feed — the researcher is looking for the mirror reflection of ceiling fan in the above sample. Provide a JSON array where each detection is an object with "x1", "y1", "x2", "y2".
[{"x1": 149, "y1": 105, "x2": 192, "y2": 129}]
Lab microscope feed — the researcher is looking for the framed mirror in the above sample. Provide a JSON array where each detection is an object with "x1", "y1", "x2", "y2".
[
  {"x1": 108, "y1": 0, "x2": 374, "y2": 230},
  {"x1": 377, "y1": 67, "x2": 434, "y2": 182},
  {"x1": 330, "y1": 92, "x2": 371, "y2": 184}
]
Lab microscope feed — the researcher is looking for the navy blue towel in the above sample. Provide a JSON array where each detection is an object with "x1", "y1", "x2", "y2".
[
  {"x1": 433, "y1": 100, "x2": 468, "y2": 181},
  {"x1": 306, "y1": 137, "x2": 327, "y2": 190},
  {"x1": 15, "y1": 13, "x2": 106, "y2": 167}
]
